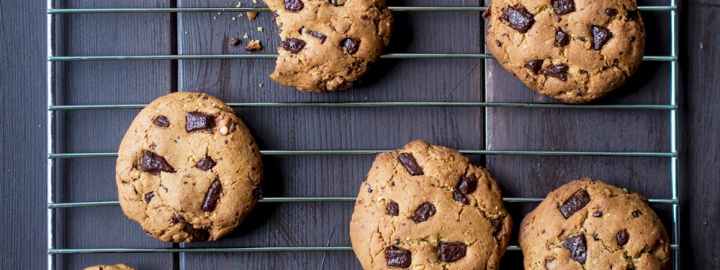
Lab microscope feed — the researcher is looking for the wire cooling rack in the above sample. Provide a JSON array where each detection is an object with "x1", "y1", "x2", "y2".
[{"x1": 46, "y1": 1, "x2": 680, "y2": 269}]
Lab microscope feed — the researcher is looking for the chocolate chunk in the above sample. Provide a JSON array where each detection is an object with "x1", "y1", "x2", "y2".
[
  {"x1": 281, "y1": 38, "x2": 306, "y2": 54},
  {"x1": 525, "y1": 59, "x2": 544, "y2": 74},
  {"x1": 185, "y1": 111, "x2": 214, "y2": 132},
  {"x1": 551, "y1": 0, "x2": 576, "y2": 15},
  {"x1": 397, "y1": 153, "x2": 423, "y2": 176},
  {"x1": 616, "y1": 229, "x2": 629, "y2": 246},
  {"x1": 153, "y1": 115, "x2": 170, "y2": 127},
  {"x1": 555, "y1": 28, "x2": 570, "y2": 47},
  {"x1": 170, "y1": 213, "x2": 184, "y2": 224},
  {"x1": 563, "y1": 234, "x2": 587, "y2": 264},
  {"x1": 501, "y1": 5, "x2": 535, "y2": 33},
  {"x1": 386, "y1": 201, "x2": 399, "y2": 216},
  {"x1": 308, "y1": 31, "x2": 327, "y2": 43},
  {"x1": 144, "y1": 192, "x2": 155, "y2": 203},
  {"x1": 456, "y1": 175, "x2": 478, "y2": 195},
  {"x1": 592, "y1": 210, "x2": 603, "y2": 217},
  {"x1": 558, "y1": 189, "x2": 590, "y2": 218},
  {"x1": 328, "y1": 0, "x2": 346, "y2": 6},
  {"x1": 543, "y1": 64, "x2": 570, "y2": 81},
  {"x1": 340, "y1": 38, "x2": 361, "y2": 55},
  {"x1": 385, "y1": 246, "x2": 412, "y2": 268},
  {"x1": 201, "y1": 179, "x2": 223, "y2": 212},
  {"x1": 632, "y1": 209, "x2": 642, "y2": 218},
  {"x1": 284, "y1": 0, "x2": 304, "y2": 12},
  {"x1": 626, "y1": 9, "x2": 640, "y2": 21},
  {"x1": 183, "y1": 223, "x2": 209, "y2": 241},
  {"x1": 591, "y1": 25, "x2": 613, "y2": 50},
  {"x1": 605, "y1": 8, "x2": 619, "y2": 17},
  {"x1": 195, "y1": 156, "x2": 217, "y2": 171},
  {"x1": 438, "y1": 242, "x2": 467, "y2": 262},
  {"x1": 452, "y1": 190, "x2": 469, "y2": 205},
  {"x1": 139, "y1": 150, "x2": 176, "y2": 174},
  {"x1": 412, "y1": 202, "x2": 436, "y2": 223}
]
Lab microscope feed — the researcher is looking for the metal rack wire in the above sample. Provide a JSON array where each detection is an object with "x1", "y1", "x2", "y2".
[{"x1": 46, "y1": 1, "x2": 680, "y2": 269}]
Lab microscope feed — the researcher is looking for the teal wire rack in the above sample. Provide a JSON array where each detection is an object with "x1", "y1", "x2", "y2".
[{"x1": 46, "y1": 1, "x2": 680, "y2": 269}]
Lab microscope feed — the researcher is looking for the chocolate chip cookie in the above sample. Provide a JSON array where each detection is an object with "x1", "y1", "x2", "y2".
[
  {"x1": 265, "y1": 0, "x2": 393, "y2": 92},
  {"x1": 84, "y1": 264, "x2": 134, "y2": 270},
  {"x1": 519, "y1": 179, "x2": 670, "y2": 269},
  {"x1": 350, "y1": 140, "x2": 512, "y2": 269},
  {"x1": 116, "y1": 92, "x2": 262, "y2": 242},
  {"x1": 486, "y1": 0, "x2": 645, "y2": 103}
]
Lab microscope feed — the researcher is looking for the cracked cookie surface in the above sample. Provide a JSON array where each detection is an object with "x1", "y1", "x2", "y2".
[
  {"x1": 350, "y1": 140, "x2": 512, "y2": 269},
  {"x1": 116, "y1": 92, "x2": 262, "y2": 242},
  {"x1": 519, "y1": 179, "x2": 670, "y2": 269},
  {"x1": 486, "y1": 0, "x2": 645, "y2": 103},
  {"x1": 264, "y1": 0, "x2": 393, "y2": 92}
]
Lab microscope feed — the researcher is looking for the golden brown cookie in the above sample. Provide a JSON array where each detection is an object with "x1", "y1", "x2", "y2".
[
  {"x1": 486, "y1": 0, "x2": 645, "y2": 103},
  {"x1": 84, "y1": 264, "x2": 134, "y2": 270},
  {"x1": 265, "y1": 0, "x2": 393, "y2": 92},
  {"x1": 520, "y1": 179, "x2": 670, "y2": 269},
  {"x1": 350, "y1": 140, "x2": 512, "y2": 269},
  {"x1": 116, "y1": 92, "x2": 262, "y2": 242}
]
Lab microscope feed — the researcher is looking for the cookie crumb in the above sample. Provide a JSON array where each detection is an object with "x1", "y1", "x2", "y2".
[
  {"x1": 246, "y1": 11, "x2": 258, "y2": 21},
  {"x1": 228, "y1": 37, "x2": 241, "y2": 47},
  {"x1": 245, "y1": 40, "x2": 263, "y2": 52}
]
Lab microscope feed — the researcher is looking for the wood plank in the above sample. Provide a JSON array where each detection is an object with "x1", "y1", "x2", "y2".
[
  {"x1": 176, "y1": 0, "x2": 483, "y2": 268},
  {"x1": 51, "y1": 1, "x2": 175, "y2": 269},
  {"x1": 0, "y1": 1, "x2": 48, "y2": 269},
  {"x1": 484, "y1": 0, "x2": 675, "y2": 268},
  {"x1": 684, "y1": 0, "x2": 720, "y2": 268}
]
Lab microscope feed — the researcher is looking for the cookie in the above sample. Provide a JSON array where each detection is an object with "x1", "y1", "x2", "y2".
[
  {"x1": 486, "y1": 0, "x2": 645, "y2": 103},
  {"x1": 350, "y1": 140, "x2": 512, "y2": 269},
  {"x1": 116, "y1": 92, "x2": 262, "y2": 242},
  {"x1": 84, "y1": 264, "x2": 134, "y2": 270},
  {"x1": 265, "y1": 0, "x2": 393, "y2": 92},
  {"x1": 519, "y1": 179, "x2": 670, "y2": 269}
]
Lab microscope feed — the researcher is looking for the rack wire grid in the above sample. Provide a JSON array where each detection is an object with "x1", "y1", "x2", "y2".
[{"x1": 46, "y1": 1, "x2": 681, "y2": 269}]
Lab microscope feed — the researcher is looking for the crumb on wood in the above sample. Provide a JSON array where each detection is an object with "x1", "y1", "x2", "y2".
[
  {"x1": 245, "y1": 40, "x2": 263, "y2": 52},
  {"x1": 246, "y1": 11, "x2": 258, "y2": 21},
  {"x1": 256, "y1": 27, "x2": 264, "y2": 32},
  {"x1": 229, "y1": 37, "x2": 242, "y2": 47}
]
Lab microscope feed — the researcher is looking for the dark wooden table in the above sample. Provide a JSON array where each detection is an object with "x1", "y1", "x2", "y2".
[{"x1": 1, "y1": 0, "x2": 717, "y2": 269}]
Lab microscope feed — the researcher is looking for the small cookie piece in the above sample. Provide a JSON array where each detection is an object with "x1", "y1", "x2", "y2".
[
  {"x1": 350, "y1": 140, "x2": 512, "y2": 269},
  {"x1": 116, "y1": 92, "x2": 262, "y2": 242},
  {"x1": 519, "y1": 179, "x2": 670, "y2": 269},
  {"x1": 265, "y1": 0, "x2": 393, "y2": 92},
  {"x1": 486, "y1": 0, "x2": 645, "y2": 103},
  {"x1": 84, "y1": 264, "x2": 134, "y2": 270}
]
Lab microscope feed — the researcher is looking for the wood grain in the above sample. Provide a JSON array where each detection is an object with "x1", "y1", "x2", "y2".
[
  {"x1": 51, "y1": 0, "x2": 175, "y2": 269},
  {"x1": 683, "y1": 0, "x2": 720, "y2": 268}
]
